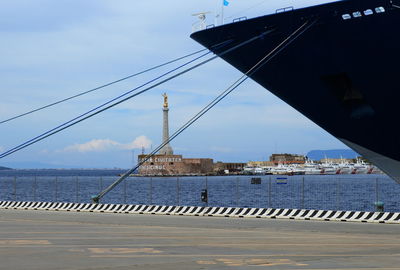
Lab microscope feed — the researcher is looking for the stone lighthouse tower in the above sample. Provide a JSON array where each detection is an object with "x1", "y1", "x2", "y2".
[{"x1": 159, "y1": 93, "x2": 174, "y2": 155}]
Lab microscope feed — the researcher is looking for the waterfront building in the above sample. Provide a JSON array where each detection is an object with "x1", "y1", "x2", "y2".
[
  {"x1": 213, "y1": 162, "x2": 246, "y2": 174},
  {"x1": 247, "y1": 161, "x2": 275, "y2": 167},
  {"x1": 270, "y1": 153, "x2": 306, "y2": 165}
]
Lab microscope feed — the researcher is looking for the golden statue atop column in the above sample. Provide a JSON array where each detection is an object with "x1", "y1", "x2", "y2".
[{"x1": 162, "y1": 93, "x2": 168, "y2": 108}]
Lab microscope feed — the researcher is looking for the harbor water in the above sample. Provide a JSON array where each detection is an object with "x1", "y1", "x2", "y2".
[{"x1": 0, "y1": 170, "x2": 399, "y2": 212}]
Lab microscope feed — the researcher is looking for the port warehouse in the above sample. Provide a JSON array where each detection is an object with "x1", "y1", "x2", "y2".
[{"x1": 137, "y1": 153, "x2": 379, "y2": 176}]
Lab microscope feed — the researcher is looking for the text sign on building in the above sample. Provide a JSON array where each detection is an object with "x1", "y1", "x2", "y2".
[
  {"x1": 154, "y1": 157, "x2": 182, "y2": 163},
  {"x1": 139, "y1": 156, "x2": 182, "y2": 163},
  {"x1": 141, "y1": 165, "x2": 166, "y2": 170}
]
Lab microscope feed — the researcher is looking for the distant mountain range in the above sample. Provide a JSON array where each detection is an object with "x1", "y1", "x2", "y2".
[
  {"x1": 0, "y1": 166, "x2": 12, "y2": 170},
  {"x1": 306, "y1": 149, "x2": 359, "y2": 161},
  {"x1": 0, "y1": 161, "x2": 122, "y2": 170},
  {"x1": 0, "y1": 162, "x2": 75, "y2": 169}
]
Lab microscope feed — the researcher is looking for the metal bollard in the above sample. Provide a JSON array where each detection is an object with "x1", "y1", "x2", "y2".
[
  {"x1": 201, "y1": 189, "x2": 208, "y2": 203},
  {"x1": 374, "y1": 201, "x2": 384, "y2": 212}
]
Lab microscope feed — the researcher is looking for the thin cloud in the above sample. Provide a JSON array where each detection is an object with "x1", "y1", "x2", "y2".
[
  {"x1": 122, "y1": 135, "x2": 152, "y2": 150},
  {"x1": 63, "y1": 136, "x2": 151, "y2": 153}
]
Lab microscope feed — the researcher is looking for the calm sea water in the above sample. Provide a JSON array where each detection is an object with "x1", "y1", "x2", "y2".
[{"x1": 0, "y1": 169, "x2": 399, "y2": 212}]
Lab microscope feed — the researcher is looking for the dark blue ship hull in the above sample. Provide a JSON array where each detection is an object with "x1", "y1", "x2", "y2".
[{"x1": 191, "y1": 0, "x2": 400, "y2": 183}]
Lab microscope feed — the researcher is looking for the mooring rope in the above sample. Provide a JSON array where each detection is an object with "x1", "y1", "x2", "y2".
[
  {"x1": 92, "y1": 20, "x2": 316, "y2": 203},
  {"x1": 0, "y1": 48, "x2": 208, "y2": 125},
  {"x1": 0, "y1": 50, "x2": 213, "y2": 159},
  {"x1": 0, "y1": 31, "x2": 268, "y2": 159}
]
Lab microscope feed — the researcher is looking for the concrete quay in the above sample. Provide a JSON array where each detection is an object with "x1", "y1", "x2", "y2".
[{"x1": 0, "y1": 210, "x2": 399, "y2": 270}]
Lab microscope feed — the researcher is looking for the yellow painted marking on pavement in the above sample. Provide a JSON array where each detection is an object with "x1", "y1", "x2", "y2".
[
  {"x1": 0, "y1": 233, "x2": 395, "y2": 243},
  {"x1": 0, "y1": 240, "x2": 50, "y2": 245},
  {"x1": 1, "y1": 237, "x2": 399, "y2": 246},
  {"x1": 0, "y1": 242, "x2": 398, "y2": 248},
  {"x1": 214, "y1": 258, "x2": 307, "y2": 267},
  {"x1": 68, "y1": 248, "x2": 86, "y2": 253},
  {"x1": 88, "y1": 253, "x2": 400, "y2": 258},
  {"x1": 196, "y1": 260, "x2": 217, "y2": 265},
  {"x1": 199, "y1": 243, "x2": 400, "y2": 247},
  {"x1": 88, "y1": 248, "x2": 163, "y2": 255}
]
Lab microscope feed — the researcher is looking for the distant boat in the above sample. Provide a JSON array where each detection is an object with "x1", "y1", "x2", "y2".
[
  {"x1": 303, "y1": 161, "x2": 322, "y2": 175},
  {"x1": 242, "y1": 166, "x2": 271, "y2": 175},
  {"x1": 304, "y1": 167, "x2": 322, "y2": 175},
  {"x1": 270, "y1": 163, "x2": 290, "y2": 175},
  {"x1": 320, "y1": 161, "x2": 341, "y2": 175}
]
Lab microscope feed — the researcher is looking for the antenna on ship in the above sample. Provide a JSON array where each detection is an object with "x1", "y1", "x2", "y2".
[
  {"x1": 192, "y1": 11, "x2": 211, "y2": 32},
  {"x1": 218, "y1": 0, "x2": 230, "y2": 25}
]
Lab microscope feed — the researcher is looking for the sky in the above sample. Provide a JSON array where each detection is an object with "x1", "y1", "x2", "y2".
[{"x1": 0, "y1": 0, "x2": 347, "y2": 169}]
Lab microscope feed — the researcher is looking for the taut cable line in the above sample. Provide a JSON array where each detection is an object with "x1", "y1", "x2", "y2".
[
  {"x1": 0, "y1": 31, "x2": 270, "y2": 159},
  {"x1": 0, "y1": 49, "x2": 219, "y2": 159},
  {"x1": 0, "y1": 51, "x2": 212, "y2": 159},
  {"x1": 0, "y1": 48, "x2": 208, "y2": 125},
  {"x1": 92, "y1": 20, "x2": 316, "y2": 203}
]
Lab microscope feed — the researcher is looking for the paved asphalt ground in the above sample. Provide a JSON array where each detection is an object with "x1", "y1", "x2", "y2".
[{"x1": 0, "y1": 210, "x2": 399, "y2": 269}]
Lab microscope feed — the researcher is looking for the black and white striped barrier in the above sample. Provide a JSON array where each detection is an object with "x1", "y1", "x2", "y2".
[{"x1": 1, "y1": 201, "x2": 399, "y2": 224}]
